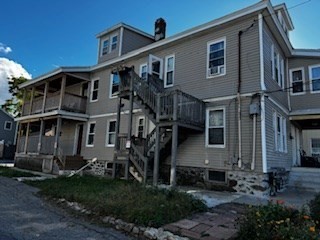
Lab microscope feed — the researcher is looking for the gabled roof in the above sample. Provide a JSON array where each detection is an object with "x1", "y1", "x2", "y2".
[
  {"x1": 91, "y1": 0, "x2": 270, "y2": 71},
  {"x1": 273, "y1": 3, "x2": 294, "y2": 30},
  {"x1": 19, "y1": 66, "x2": 91, "y2": 88},
  {"x1": 0, "y1": 108, "x2": 14, "y2": 120},
  {"x1": 96, "y1": 22, "x2": 154, "y2": 40}
]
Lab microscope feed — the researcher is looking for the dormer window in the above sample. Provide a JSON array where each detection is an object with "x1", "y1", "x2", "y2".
[
  {"x1": 102, "y1": 39, "x2": 109, "y2": 56},
  {"x1": 111, "y1": 35, "x2": 118, "y2": 51}
]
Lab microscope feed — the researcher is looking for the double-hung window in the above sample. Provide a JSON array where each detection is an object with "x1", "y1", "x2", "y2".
[
  {"x1": 110, "y1": 74, "x2": 119, "y2": 98},
  {"x1": 86, "y1": 122, "x2": 96, "y2": 147},
  {"x1": 290, "y1": 68, "x2": 304, "y2": 95},
  {"x1": 273, "y1": 111, "x2": 287, "y2": 152},
  {"x1": 139, "y1": 63, "x2": 148, "y2": 81},
  {"x1": 164, "y1": 55, "x2": 175, "y2": 87},
  {"x1": 309, "y1": 65, "x2": 320, "y2": 93},
  {"x1": 111, "y1": 35, "x2": 118, "y2": 51},
  {"x1": 271, "y1": 45, "x2": 284, "y2": 88},
  {"x1": 101, "y1": 39, "x2": 109, "y2": 56},
  {"x1": 106, "y1": 120, "x2": 116, "y2": 147},
  {"x1": 4, "y1": 121, "x2": 12, "y2": 131},
  {"x1": 207, "y1": 38, "x2": 226, "y2": 78},
  {"x1": 206, "y1": 108, "x2": 225, "y2": 147},
  {"x1": 311, "y1": 139, "x2": 320, "y2": 157},
  {"x1": 90, "y1": 79, "x2": 99, "y2": 102}
]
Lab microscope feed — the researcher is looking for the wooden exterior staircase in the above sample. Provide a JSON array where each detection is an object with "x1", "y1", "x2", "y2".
[{"x1": 112, "y1": 66, "x2": 205, "y2": 185}]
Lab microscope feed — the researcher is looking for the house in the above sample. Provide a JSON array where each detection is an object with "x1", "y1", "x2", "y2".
[
  {"x1": 15, "y1": 0, "x2": 320, "y2": 195},
  {"x1": 0, "y1": 108, "x2": 16, "y2": 159}
]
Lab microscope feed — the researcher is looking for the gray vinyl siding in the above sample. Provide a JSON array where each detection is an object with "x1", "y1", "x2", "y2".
[
  {"x1": 98, "y1": 29, "x2": 121, "y2": 64},
  {"x1": 170, "y1": 97, "x2": 263, "y2": 173},
  {"x1": 288, "y1": 57, "x2": 320, "y2": 111},
  {"x1": 264, "y1": 98, "x2": 292, "y2": 170},
  {"x1": 0, "y1": 110, "x2": 16, "y2": 145},
  {"x1": 81, "y1": 113, "x2": 144, "y2": 161},
  {"x1": 263, "y1": 22, "x2": 288, "y2": 108},
  {"x1": 121, "y1": 28, "x2": 154, "y2": 55}
]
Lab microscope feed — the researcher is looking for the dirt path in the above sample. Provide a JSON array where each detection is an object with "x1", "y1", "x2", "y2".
[{"x1": 0, "y1": 176, "x2": 134, "y2": 240}]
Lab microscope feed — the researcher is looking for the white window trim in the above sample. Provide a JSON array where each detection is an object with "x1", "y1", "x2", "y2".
[
  {"x1": 279, "y1": 57, "x2": 284, "y2": 89},
  {"x1": 205, "y1": 107, "x2": 226, "y2": 148},
  {"x1": 110, "y1": 34, "x2": 118, "y2": 52},
  {"x1": 109, "y1": 74, "x2": 119, "y2": 99},
  {"x1": 206, "y1": 37, "x2": 226, "y2": 79},
  {"x1": 4, "y1": 121, "x2": 12, "y2": 131},
  {"x1": 106, "y1": 119, "x2": 116, "y2": 147},
  {"x1": 86, "y1": 121, "x2": 96, "y2": 147},
  {"x1": 136, "y1": 116, "x2": 145, "y2": 138},
  {"x1": 148, "y1": 54, "x2": 163, "y2": 80},
  {"x1": 273, "y1": 111, "x2": 287, "y2": 153},
  {"x1": 309, "y1": 64, "x2": 320, "y2": 94},
  {"x1": 90, "y1": 78, "x2": 99, "y2": 102},
  {"x1": 139, "y1": 63, "x2": 148, "y2": 79},
  {"x1": 311, "y1": 138, "x2": 320, "y2": 156},
  {"x1": 271, "y1": 44, "x2": 275, "y2": 80},
  {"x1": 164, "y1": 54, "x2": 175, "y2": 88},
  {"x1": 100, "y1": 37, "x2": 109, "y2": 56},
  {"x1": 289, "y1": 67, "x2": 305, "y2": 96}
]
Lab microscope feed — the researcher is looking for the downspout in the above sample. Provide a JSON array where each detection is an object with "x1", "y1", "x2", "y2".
[
  {"x1": 237, "y1": 30, "x2": 243, "y2": 168},
  {"x1": 251, "y1": 113, "x2": 257, "y2": 170},
  {"x1": 259, "y1": 13, "x2": 267, "y2": 173}
]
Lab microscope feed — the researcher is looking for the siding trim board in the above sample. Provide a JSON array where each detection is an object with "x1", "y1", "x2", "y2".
[
  {"x1": 89, "y1": 109, "x2": 142, "y2": 119},
  {"x1": 261, "y1": 94, "x2": 267, "y2": 173},
  {"x1": 259, "y1": 13, "x2": 266, "y2": 91}
]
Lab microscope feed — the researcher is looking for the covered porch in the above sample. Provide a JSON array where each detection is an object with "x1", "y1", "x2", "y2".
[
  {"x1": 290, "y1": 111, "x2": 320, "y2": 168},
  {"x1": 15, "y1": 115, "x2": 88, "y2": 173}
]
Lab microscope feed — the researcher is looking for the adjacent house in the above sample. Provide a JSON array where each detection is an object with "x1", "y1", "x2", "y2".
[
  {"x1": 15, "y1": 0, "x2": 320, "y2": 196},
  {"x1": 0, "y1": 108, "x2": 16, "y2": 159}
]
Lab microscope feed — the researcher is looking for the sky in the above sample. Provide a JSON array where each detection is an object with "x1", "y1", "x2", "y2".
[{"x1": 0, "y1": 0, "x2": 319, "y2": 105}]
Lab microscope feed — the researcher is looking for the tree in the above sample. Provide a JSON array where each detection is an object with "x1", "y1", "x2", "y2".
[{"x1": 2, "y1": 76, "x2": 28, "y2": 117}]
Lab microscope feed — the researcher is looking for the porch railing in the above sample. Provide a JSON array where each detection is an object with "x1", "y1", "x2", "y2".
[
  {"x1": 22, "y1": 92, "x2": 87, "y2": 116},
  {"x1": 26, "y1": 135, "x2": 39, "y2": 153},
  {"x1": 40, "y1": 136, "x2": 55, "y2": 155}
]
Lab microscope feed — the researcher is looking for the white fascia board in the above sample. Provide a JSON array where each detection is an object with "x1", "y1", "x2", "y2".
[
  {"x1": 96, "y1": 23, "x2": 154, "y2": 40},
  {"x1": 91, "y1": 1, "x2": 268, "y2": 71},
  {"x1": 265, "y1": 3, "x2": 293, "y2": 54},
  {"x1": 273, "y1": 4, "x2": 294, "y2": 30},
  {"x1": 19, "y1": 66, "x2": 91, "y2": 89},
  {"x1": 292, "y1": 49, "x2": 320, "y2": 58},
  {"x1": 15, "y1": 110, "x2": 89, "y2": 122}
]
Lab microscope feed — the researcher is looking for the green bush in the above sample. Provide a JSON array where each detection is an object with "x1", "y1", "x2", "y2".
[
  {"x1": 310, "y1": 193, "x2": 320, "y2": 228},
  {"x1": 236, "y1": 201, "x2": 319, "y2": 240}
]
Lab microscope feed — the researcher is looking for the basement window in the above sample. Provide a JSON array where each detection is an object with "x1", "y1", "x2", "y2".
[{"x1": 208, "y1": 170, "x2": 226, "y2": 183}]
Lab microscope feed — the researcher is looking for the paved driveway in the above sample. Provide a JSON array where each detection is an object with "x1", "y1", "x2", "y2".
[{"x1": 0, "y1": 176, "x2": 134, "y2": 240}]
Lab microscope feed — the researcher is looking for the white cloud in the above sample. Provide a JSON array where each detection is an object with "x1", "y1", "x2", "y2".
[
  {"x1": 0, "y1": 43, "x2": 12, "y2": 54},
  {"x1": 0, "y1": 57, "x2": 31, "y2": 105}
]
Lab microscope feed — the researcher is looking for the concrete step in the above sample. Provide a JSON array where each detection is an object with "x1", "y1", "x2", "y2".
[{"x1": 288, "y1": 167, "x2": 320, "y2": 192}]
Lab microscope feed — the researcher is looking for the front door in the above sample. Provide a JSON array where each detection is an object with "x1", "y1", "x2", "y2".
[{"x1": 74, "y1": 124, "x2": 83, "y2": 155}]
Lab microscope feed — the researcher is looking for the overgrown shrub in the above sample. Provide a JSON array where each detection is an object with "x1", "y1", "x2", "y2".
[
  {"x1": 236, "y1": 201, "x2": 319, "y2": 240},
  {"x1": 309, "y1": 193, "x2": 320, "y2": 228}
]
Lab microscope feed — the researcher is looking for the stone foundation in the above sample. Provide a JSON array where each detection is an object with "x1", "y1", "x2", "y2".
[
  {"x1": 85, "y1": 160, "x2": 107, "y2": 176},
  {"x1": 162, "y1": 165, "x2": 271, "y2": 197},
  {"x1": 228, "y1": 171, "x2": 269, "y2": 197}
]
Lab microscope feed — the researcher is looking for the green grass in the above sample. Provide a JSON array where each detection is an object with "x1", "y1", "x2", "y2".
[
  {"x1": 29, "y1": 175, "x2": 207, "y2": 227},
  {"x1": 0, "y1": 166, "x2": 39, "y2": 178}
]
